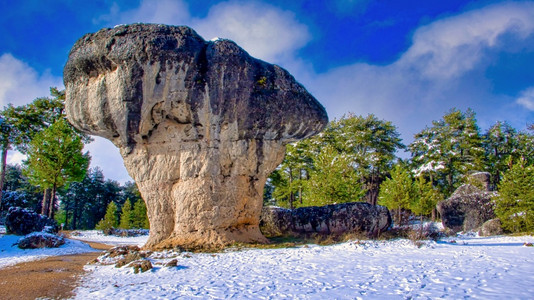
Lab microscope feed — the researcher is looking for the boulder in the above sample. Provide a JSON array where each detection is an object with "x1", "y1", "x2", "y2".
[
  {"x1": 5, "y1": 207, "x2": 59, "y2": 235},
  {"x1": 63, "y1": 24, "x2": 328, "y2": 250},
  {"x1": 260, "y1": 202, "x2": 391, "y2": 238},
  {"x1": 437, "y1": 183, "x2": 496, "y2": 232},
  {"x1": 478, "y1": 218, "x2": 503, "y2": 236},
  {"x1": 17, "y1": 232, "x2": 65, "y2": 249}
]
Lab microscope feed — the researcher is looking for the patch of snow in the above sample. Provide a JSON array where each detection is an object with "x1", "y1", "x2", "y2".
[
  {"x1": 69, "y1": 230, "x2": 148, "y2": 247},
  {"x1": 74, "y1": 235, "x2": 534, "y2": 299},
  {"x1": 0, "y1": 234, "x2": 95, "y2": 269}
]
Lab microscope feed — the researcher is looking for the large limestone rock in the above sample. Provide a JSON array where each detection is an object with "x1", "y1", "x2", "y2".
[
  {"x1": 437, "y1": 173, "x2": 496, "y2": 233},
  {"x1": 260, "y1": 203, "x2": 392, "y2": 238},
  {"x1": 63, "y1": 24, "x2": 328, "y2": 249}
]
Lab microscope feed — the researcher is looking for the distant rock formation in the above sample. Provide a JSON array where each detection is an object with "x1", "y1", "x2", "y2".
[
  {"x1": 437, "y1": 172, "x2": 496, "y2": 232},
  {"x1": 260, "y1": 202, "x2": 391, "y2": 238},
  {"x1": 5, "y1": 207, "x2": 58, "y2": 235},
  {"x1": 64, "y1": 24, "x2": 328, "y2": 250}
]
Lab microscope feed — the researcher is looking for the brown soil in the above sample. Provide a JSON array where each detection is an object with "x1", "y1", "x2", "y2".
[{"x1": 0, "y1": 241, "x2": 113, "y2": 300}]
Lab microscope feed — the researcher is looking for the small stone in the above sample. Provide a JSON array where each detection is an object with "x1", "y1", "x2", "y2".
[
  {"x1": 129, "y1": 260, "x2": 153, "y2": 274},
  {"x1": 165, "y1": 259, "x2": 178, "y2": 267}
]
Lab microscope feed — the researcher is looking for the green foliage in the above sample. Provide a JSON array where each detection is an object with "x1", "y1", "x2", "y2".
[
  {"x1": 269, "y1": 113, "x2": 403, "y2": 208},
  {"x1": 270, "y1": 141, "x2": 313, "y2": 208},
  {"x1": 118, "y1": 199, "x2": 134, "y2": 229},
  {"x1": 132, "y1": 199, "x2": 149, "y2": 229},
  {"x1": 494, "y1": 161, "x2": 534, "y2": 233},
  {"x1": 304, "y1": 145, "x2": 364, "y2": 206},
  {"x1": 323, "y1": 114, "x2": 404, "y2": 205},
  {"x1": 96, "y1": 201, "x2": 119, "y2": 232},
  {"x1": 410, "y1": 108, "x2": 484, "y2": 196},
  {"x1": 411, "y1": 176, "x2": 442, "y2": 218},
  {"x1": 483, "y1": 121, "x2": 534, "y2": 188},
  {"x1": 378, "y1": 164, "x2": 413, "y2": 225},
  {"x1": 24, "y1": 119, "x2": 90, "y2": 191},
  {"x1": 0, "y1": 87, "x2": 65, "y2": 153}
]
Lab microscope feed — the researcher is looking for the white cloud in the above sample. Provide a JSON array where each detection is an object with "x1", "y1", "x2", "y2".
[
  {"x1": 191, "y1": 2, "x2": 310, "y2": 63},
  {"x1": 0, "y1": 53, "x2": 63, "y2": 107},
  {"x1": 95, "y1": 0, "x2": 190, "y2": 26},
  {"x1": 6, "y1": 151, "x2": 26, "y2": 166},
  {"x1": 399, "y1": 2, "x2": 534, "y2": 80},
  {"x1": 517, "y1": 87, "x2": 534, "y2": 111},
  {"x1": 306, "y1": 1, "x2": 534, "y2": 141},
  {"x1": 84, "y1": 137, "x2": 132, "y2": 184}
]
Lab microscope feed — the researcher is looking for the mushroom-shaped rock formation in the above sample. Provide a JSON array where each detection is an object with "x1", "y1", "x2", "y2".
[{"x1": 64, "y1": 24, "x2": 328, "y2": 250}]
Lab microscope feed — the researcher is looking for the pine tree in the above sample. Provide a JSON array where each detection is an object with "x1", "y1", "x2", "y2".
[
  {"x1": 411, "y1": 176, "x2": 443, "y2": 223},
  {"x1": 304, "y1": 145, "x2": 365, "y2": 206},
  {"x1": 96, "y1": 201, "x2": 119, "y2": 233},
  {"x1": 118, "y1": 199, "x2": 133, "y2": 229},
  {"x1": 23, "y1": 119, "x2": 90, "y2": 219},
  {"x1": 132, "y1": 199, "x2": 149, "y2": 229},
  {"x1": 378, "y1": 164, "x2": 413, "y2": 225},
  {"x1": 410, "y1": 108, "x2": 484, "y2": 196},
  {"x1": 494, "y1": 160, "x2": 534, "y2": 233},
  {"x1": 324, "y1": 114, "x2": 404, "y2": 205}
]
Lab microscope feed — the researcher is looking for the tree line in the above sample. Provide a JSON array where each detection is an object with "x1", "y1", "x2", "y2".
[
  {"x1": 266, "y1": 109, "x2": 534, "y2": 232},
  {"x1": 0, "y1": 88, "x2": 148, "y2": 230}
]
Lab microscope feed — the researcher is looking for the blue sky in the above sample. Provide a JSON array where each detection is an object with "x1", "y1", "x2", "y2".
[{"x1": 1, "y1": 0, "x2": 534, "y2": 183}]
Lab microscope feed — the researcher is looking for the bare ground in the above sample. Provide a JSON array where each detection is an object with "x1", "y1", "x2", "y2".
[{"x1": 0, "y1": 241, "x2": 112, "y2": 300}]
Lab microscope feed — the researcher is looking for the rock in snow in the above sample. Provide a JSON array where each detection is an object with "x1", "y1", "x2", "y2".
[
  {"x1": 260, "y1": 202, "x2": 391, "y2": 238},
  {"x1": 437, "y1": 173, "x2": 496, "y2": 233},
  {"x1": 5, "y1": 207, "x2": 58, "y2": 236},
  {"x1": 64, "y1": 24, "x2": 328, "y2": 250},
  {"x1": 17, "y1": 232, "x2": 65, "y2": 249}
]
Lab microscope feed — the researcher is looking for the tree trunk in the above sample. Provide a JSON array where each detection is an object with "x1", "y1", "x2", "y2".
[
  {"x1": 420, "y1": 214, "x2": 424, "y2": 236},
  {"x1": 72, "y1": 197, "x2": 78, "y2": 230},
  {"x1": 41, "y1": 189, "x2": 51, "y2": 216},
  {"x1": 48, "y1": 184, "x2": 57, "y2": 220},
  {"x1": 0, "y1": 145, "x2": 8, "y2": 212}
]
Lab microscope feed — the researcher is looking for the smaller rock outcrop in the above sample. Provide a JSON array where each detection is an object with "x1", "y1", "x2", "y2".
[
  {"x1": 5, "y1": 207, "x2": 58, "y2": 235},
  {"x1": 17, "y1": 232, "x2": 65, "y2": 249},
  {"x1": 437, "y1": 172, "x2": 496, "y2": 232},
  {"x1": 260, "y1": 202, "x2": 391, "y2": 238},
  {"x1": 478, "y1": 219, "x2": 503, "y2": 236}
]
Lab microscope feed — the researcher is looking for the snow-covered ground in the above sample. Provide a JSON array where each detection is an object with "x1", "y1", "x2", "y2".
[
  {"x1": 0, "y1": 228, "x2": 96, "y2": 269},
  {"x1": 2, "y1": 225, "x2": 534, "y2": 299},
  {"x1": 69, "y1": 230, "x2": 148, "y2": 247},
  {"x1": 73, "y1": 233, "x2": 534, "y2": 299}
]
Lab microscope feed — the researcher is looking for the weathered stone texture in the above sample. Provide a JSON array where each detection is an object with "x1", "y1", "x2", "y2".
[
  {"x1": 437, "y1": 181, "x2": 496, "y2": 233},
  {"x1": 260, "y1": 203, "x2": 391, "y2": 238},
  {"x1": 64, "y1": 24, "x2": 328, "y2": 249}
]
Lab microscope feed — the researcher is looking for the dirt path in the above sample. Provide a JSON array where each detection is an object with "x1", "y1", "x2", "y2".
[{"x1": 0, "y1": 241, "x2": 112, "y2": 300}]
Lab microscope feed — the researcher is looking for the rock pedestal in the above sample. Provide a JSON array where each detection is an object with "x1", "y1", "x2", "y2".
[{"x1": 64, "y1": 24, "x2": 328, "y2": 249}]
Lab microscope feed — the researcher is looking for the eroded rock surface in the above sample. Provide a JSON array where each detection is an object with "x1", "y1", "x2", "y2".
[
  {"x1": 437, "y1": 180, "x2": 496, "y2": 233},
  {"x1": 64, "y1": 24, "x2": 328, "y2": 249},
  {"x1": 260, "y1": 203, "x2": 391, "y2": 238}
]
